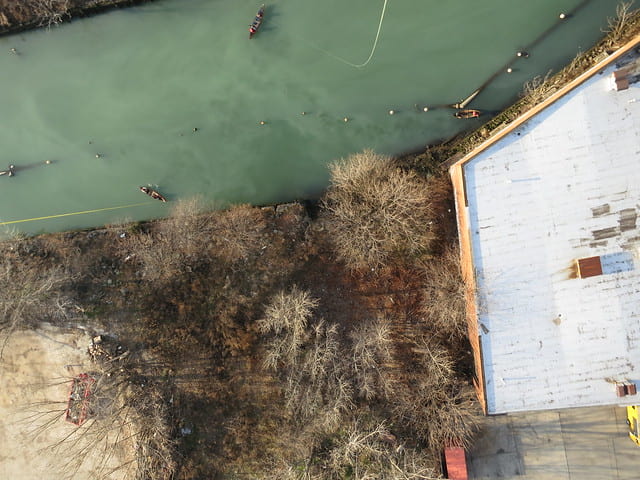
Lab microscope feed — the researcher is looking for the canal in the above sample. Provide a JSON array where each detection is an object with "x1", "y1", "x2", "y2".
[{"x1": 0, "y1": 0, "x2": 619, "y2": 234}]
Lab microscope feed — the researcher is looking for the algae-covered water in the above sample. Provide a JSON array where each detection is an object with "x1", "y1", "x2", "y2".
[{"x1": 0, "y1": 0, "x2": 619, "y2": 234}]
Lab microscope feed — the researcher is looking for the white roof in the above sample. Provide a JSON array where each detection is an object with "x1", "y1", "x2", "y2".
[{"x1": 461, "y1": 50, "x2": 640, "y2": 414}]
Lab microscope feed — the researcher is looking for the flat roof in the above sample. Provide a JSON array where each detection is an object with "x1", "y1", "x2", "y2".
[{"x1": 450, "y1": 37, "x2": 640, "y2": 414}]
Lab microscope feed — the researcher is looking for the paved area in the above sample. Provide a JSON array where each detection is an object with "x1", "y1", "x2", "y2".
[{"x1": 468, "y1": 406, "x2": 640, "y2": 479}]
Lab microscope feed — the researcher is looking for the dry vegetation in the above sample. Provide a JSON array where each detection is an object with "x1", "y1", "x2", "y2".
[
  {"x1": 0, "y1": 238, "x2": 77, "y2": 357},
  {"x1": 0, "y1": 148, "x2": 477, "y2": 479},
  {"x1": 0, "y1": 0, "x2": 154, "y2": 30},
  {"x1": 407, "y1": 1, "x2": 640, "y2": 168},
  {"x1": 0, "y1": 0, "x2": 636, "y2": 478},
  {"x1": 3, "y1": 3, "x2": 639, "y2": 478},
  {"x1": 322, "y1": 150, "x2": 436, "y2": 271}
]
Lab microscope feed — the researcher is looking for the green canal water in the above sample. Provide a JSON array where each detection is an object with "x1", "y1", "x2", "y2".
[{"x1": 0, "y1": 0, "x2": 619, "y2": 234}]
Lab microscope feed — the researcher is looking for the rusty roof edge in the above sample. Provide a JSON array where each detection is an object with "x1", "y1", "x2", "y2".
[
  {"x1": 449, "y1": 163, "x2": 487, "y2": 414},
  {"x1": 448, "y1": 33, "x2": 640, "y2": 175}
]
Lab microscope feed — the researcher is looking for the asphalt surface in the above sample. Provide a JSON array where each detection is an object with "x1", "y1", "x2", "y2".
[{"x1": 468, "y1": 406, "x2": 640, "y2": 479}]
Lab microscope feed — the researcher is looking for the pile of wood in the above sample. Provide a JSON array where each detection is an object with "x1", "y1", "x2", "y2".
[{"x1": 87, "y1": 334, "x2": 125, "y2": 363}]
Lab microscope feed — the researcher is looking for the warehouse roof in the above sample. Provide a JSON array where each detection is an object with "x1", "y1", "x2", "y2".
[{"x1": 449, "y1": 37, "x2": 640, "y2": 414}]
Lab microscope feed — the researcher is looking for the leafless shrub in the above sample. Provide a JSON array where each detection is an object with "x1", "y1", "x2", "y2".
[
  {"x1": 322, "y1": 150, "x2": 435, "y2": 271},
  {"x1": 349, "y1": 315, "x2": 393, "y2": 400},
  {"x1": 127, "y1": 384, "x2": 177, "y2": 480},
  {"x1": 33, "y1": 0, "x2": 70, "y2": 27},
  {"x1": 520, "y1": 47, "x2": 599, "y2": 108},
  {"x1": 124, "y1": 197, "x2": 213, "y2": 282},
  {"x1": 25, "y1": 354, "x2": 176, "y2": 480},
  {"x1": 260, "y1": 288, "x2": 352, "y2": 428},
  {"x1": 421, "y1": 246, "x2": 467, "y2": 342},
  {"x1": 521, "y1": 70, "x2": 555, "y2": 105},
  {"x1": 319, "y1": 420, "x2": 440, "y2": 480},
  {"x1": 259, "y1": 285, "x2": 319, "y2": 368},
  {"x1": 283, "y1": 319, "x2": 353, "y2": 428},
  {"x1": 0, "y1": 255, "x2": 71, "y2": 357},
  {"x1": 392, "y1": 338, "x2": 478, "y2": 450},
  {"x1": 159, "y1": 195, "x2": 213, "y2": 255},
  {"x1": 211, "y1": 203, "x2": 270, "y2": 263},
  {"x1": 603, "y1": 1, "x2": 638, "y2": 49},
  {"x1": 125, "y1": 199, "x2": 273, "y2": 284},
  {"x1": 58, "y1": 358, "x2": 176, "y2": 480}
]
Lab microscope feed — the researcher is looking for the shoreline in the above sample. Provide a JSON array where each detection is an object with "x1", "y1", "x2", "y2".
[
  {"x1": 0, "y1": 2, "x2": 638, "y2": 235},
  {"x1": 414, "y1": 6, "x2": 640, "y2": 171},
  {"x1": 0, "y1": 0, "x2": 156, "y2": 37}
]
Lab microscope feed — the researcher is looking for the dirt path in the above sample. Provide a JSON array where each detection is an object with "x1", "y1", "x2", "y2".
[{"x1": 0, "y1": 326, "x2": 133, "y2": 479}]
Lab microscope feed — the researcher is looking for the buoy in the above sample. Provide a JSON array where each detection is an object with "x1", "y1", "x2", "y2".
[
  {"x1": 259, "y1": 121, "x2": 266, "y2": 125},
  {"x1": 193, "y1": 127, "x2": 198, "y2": 132},
  {"x1": 95, "y1": 154, "x2": 101, "y2": 158},
  {"x1": 301, "y1": 111, "x2": 306, "y2": 115},
  {"x1": 343, "y1": 117, "x2": 349, "y2": 122},
  {"x1": 45, "y1": 160, "x2": 51, "y2": 165},
  {"x1": 507, "y1": 67, "x2": 513, "y2": 73},
  {"x1": 559, "y1": 12, "x2": 566, "y2": 19},
  {"x1": 423, "y1": 107, "x2": 429, "y2": 112},
  {"x1": 517, "y1": 51, "x2": 529, "y2": 58},
  {"x1": 389, "y1": 109, "x2": 395, "y2": 115}
]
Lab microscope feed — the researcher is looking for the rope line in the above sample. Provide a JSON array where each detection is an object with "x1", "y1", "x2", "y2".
[
  {"x1": 0, "y1": 201, "x2": 153, "y2": 226},
  {"x1": 314, "y1": 0, "x2": 389, "y2": 68}
]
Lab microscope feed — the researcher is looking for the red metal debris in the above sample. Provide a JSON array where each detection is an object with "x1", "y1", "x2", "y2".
[{"x1": 65, "y1": 373, "x2": 95, "y2": 426}]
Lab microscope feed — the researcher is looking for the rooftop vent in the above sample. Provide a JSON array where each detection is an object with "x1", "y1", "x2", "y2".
[
  {"x1": 576, "y1": 256, "x2": 603, "y2": 278},
  {"x1": 576, "y1": 252, "x2": 635, "y2": 279},
  {"x1": 611, "y1": 70, "x2": 630, "y2": 91},
  {"x1": 615, "y1": 381, "x2": 637, "y2": 397}
]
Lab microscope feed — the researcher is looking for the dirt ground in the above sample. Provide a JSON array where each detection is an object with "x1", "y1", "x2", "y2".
[{"x1": 0, "y1": 326, "x2": 133, "y2": 480}]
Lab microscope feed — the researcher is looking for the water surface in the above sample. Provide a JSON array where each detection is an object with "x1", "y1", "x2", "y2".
[{"x1": 0, "y1": 0, "x2": 619, "y2": 234}]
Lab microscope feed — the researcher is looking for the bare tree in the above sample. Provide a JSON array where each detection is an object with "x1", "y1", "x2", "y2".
[
  {"x1": 0, "y1": 255, "x2": 71, "y2": 358},
  {"x1": 211, "y1": 203, "x2": 270, "y2": 263},
  {"x1": 124, "y1": 196, "x2": 214, "y2": 282},
  {"x1": 420, "y1": 246, "x2": 468, "y2": 342},
  {"x1": 258, "y1": 285, "x2": 319, "y2": 369},
  {"x1": 33, "y1": 0, "x2": 70, "y2": 27},
  {"x1": 259, "y1": 288, "x2": 352, "y2": 428},
  {"x1": 53, "y1": 357, "x2": 176, "y2": 480},
  {"x1": 283, "y1": 319, "x2": 352, "y2": 427},
  {"x1": 349, "y1": 315, "x2": 393, "y2": 400},
  {"x1": 392, "y1": 337, "x2": 479, "y2": 450},
  {"x1": 322, "y1": 419, "x2": 440, "y2": 480},
  {"x1": 322, "y1": 150, "x2": 435, "y2": 271}
]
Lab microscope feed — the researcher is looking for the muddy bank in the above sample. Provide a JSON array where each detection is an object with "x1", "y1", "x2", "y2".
[{"x1": 0, "y1": 0, "x2": 155, "y2": 36}]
